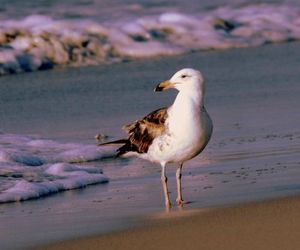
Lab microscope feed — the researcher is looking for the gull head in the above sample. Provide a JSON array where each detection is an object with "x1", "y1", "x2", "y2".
[{"x1": 154, "y1": 68, "x2": 205, "y2": 94}]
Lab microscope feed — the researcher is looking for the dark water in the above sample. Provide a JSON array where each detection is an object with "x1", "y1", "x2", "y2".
[{"x1": 1, "y1": 0, "x2": 293, "y2": 21}]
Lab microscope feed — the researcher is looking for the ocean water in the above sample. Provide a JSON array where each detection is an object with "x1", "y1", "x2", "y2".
[
  {"x1": 0, "y1": 133, "x2": 113, "y2": 203},
  {"x1": 0, "y1": 34, "x2": 300, "y2": 248},
  {"x1": 0, "y1": 0, "x2": 300, "y2": 205},
  {"x1": 1, "y1": 39, "x2": 300, "y2": 205},
  {"x1": 0, "y1": 0, "x2": 300, "y2": 75}
]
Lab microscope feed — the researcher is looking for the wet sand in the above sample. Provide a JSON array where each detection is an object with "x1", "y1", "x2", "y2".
[
  {"x1": 0, "y1": 42, "x2": 300, "y2": 249},
  {"x1": 40, "y1": 196, "x2": 300, "y2": 250}
]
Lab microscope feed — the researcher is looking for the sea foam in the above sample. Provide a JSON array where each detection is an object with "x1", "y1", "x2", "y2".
[
  {"x1": 0, "y1": 133, "x2": 113, "y2": 203},
  {"x1": 0, "y1": 4, "x2": 300, "y2": 75}
]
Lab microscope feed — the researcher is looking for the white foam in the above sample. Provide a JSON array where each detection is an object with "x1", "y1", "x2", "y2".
[
  {"x1": 0, "y1": 133, "x2": 112, "y2": 203},
  {"x1": 56, "y1": 145, "x2": 114, "y2": 163},
  {"x1": 0, "y1": 4, "x2": 300, "y2": 75}
]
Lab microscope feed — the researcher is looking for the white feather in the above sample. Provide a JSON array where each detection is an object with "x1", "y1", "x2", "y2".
[{"x1": 146, "y1": 68, "x2": 213, "y2": 164}]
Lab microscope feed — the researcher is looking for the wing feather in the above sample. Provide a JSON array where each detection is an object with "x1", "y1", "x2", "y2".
[{"x1": 117, "y1": 107, "x2": 168, "y2": 156}]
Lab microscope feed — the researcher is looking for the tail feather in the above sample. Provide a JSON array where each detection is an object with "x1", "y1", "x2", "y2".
[
  {"x1": 98, "y1": 139, "x2": 128, "y2": 147},
  {"x1": 98, "y1": 138, "x2": 135, "y2": 158}
]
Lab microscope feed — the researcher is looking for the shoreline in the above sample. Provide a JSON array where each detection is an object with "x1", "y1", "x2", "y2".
[{"x1": 39, "y1": 195, "x2": 300, "y2": 250}]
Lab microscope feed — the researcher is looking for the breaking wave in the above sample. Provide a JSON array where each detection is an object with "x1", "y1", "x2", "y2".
[
  {"x1": 0, "y1": 133, "x2": 115, "y2": 203},
  {"x1": 0, "y1": 4, "x2": 300, "y2": 75}
]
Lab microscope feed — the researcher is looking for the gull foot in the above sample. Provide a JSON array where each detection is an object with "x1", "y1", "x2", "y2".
[{"x1": 176, "y1": 198, "x2": 184, "y2": 206}]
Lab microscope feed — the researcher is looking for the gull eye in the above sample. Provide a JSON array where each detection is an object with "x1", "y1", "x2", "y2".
[{"x1": 181, "y1": 74, "x2": 187, "y2": 78}]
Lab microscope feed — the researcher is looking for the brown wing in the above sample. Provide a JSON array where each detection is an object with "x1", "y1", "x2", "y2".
[{"x1": 116, "y1": 107, "x2": 168, "y2": 156}]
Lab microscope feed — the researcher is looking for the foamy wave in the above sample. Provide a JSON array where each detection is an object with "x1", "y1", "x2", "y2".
[
  {"x1": 0, "y1": 133, "x2": 113, "y2": 203},
  {"x1": 1, "y1": 4, "x2": 300, "y2": 75}
]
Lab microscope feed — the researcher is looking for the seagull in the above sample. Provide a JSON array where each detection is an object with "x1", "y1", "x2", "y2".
[{"x1": 100, "y1": 68, "x2": 213, "y2": 207}]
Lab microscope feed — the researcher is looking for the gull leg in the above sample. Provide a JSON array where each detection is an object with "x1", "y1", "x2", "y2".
[
  {"x1": 161, "y1": 163, "x2": 171, "y2": 207},
  {"x1": 176, "y1": 163, "x2": 184, "y2": 205}
]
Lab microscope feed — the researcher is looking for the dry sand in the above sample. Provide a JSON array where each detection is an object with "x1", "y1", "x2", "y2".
[{"x1": 40, "y1": 196, "x2": 300, "y2": 250}]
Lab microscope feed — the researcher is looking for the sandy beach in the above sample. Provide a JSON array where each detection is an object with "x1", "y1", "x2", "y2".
[
  {"x1": 40, "y1": 196, "x2": 300, "y2": 250},
  {"x1": 0, "y1": 41, "x2": 299, "y2": 250}
]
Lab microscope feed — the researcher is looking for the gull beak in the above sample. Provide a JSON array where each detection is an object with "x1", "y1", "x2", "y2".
[{"x1": 154, "y1": 80, "x2": 175, "y2": 92}]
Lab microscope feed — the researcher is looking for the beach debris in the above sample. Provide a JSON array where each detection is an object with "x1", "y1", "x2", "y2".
[{"x1": 95, "y1": 133, "x2": 109, "y2": 143}]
